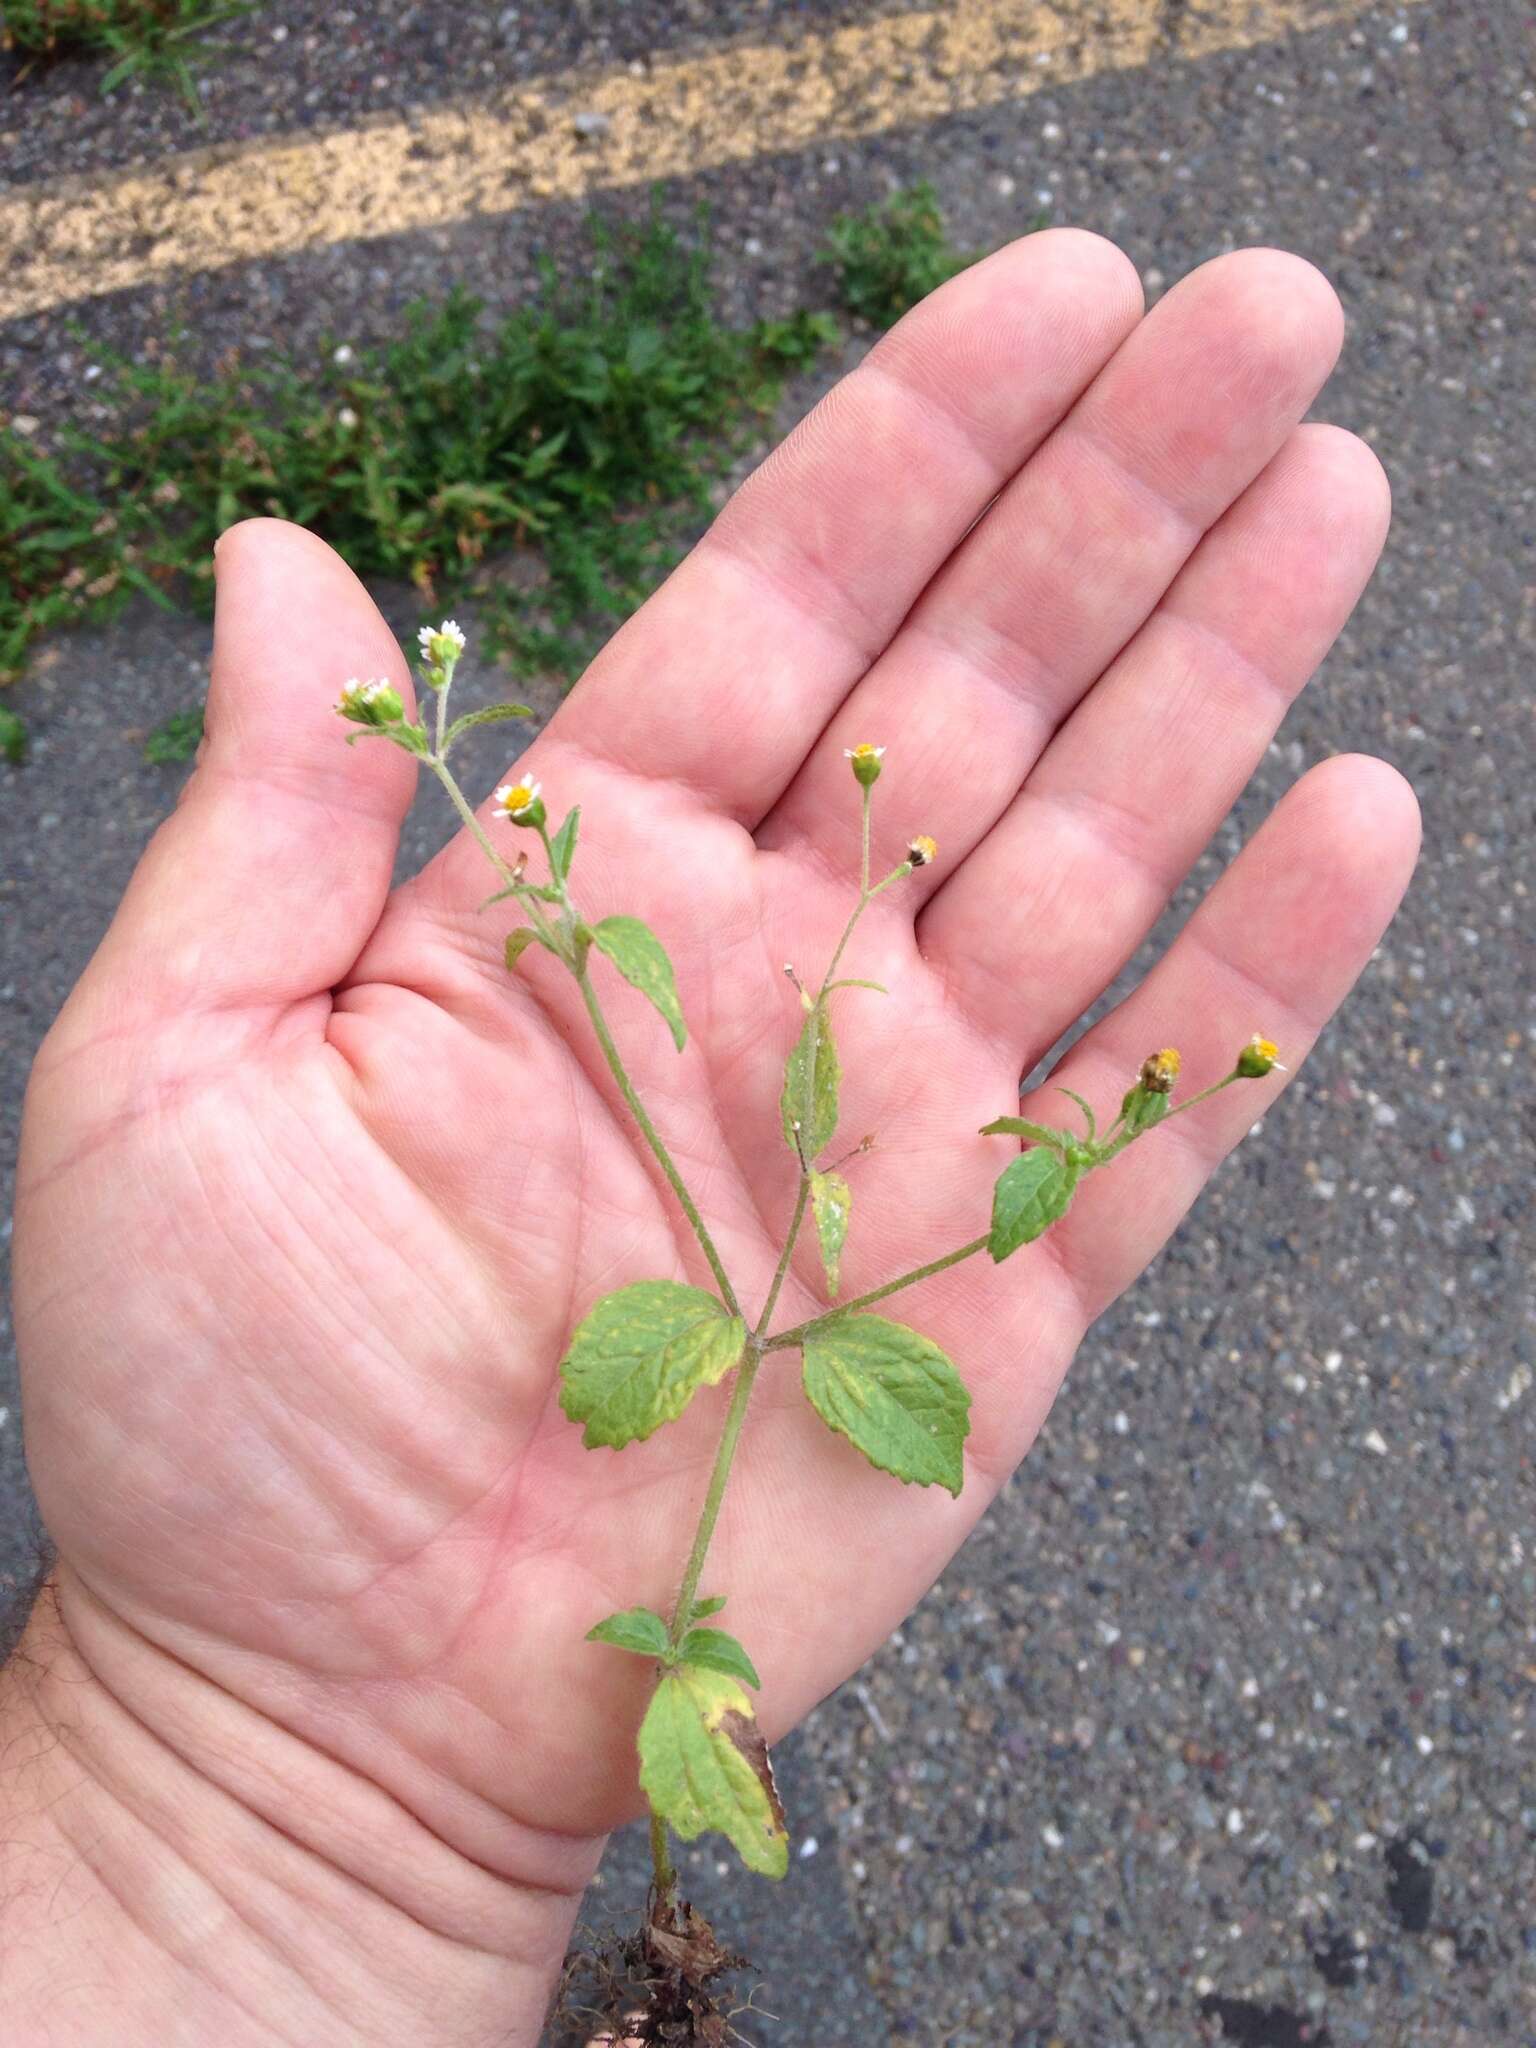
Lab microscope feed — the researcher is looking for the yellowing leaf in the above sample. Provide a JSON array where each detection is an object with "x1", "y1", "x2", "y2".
[
  {"x1": 808, "y1": 1169, "x2": 852, "y2": 1296},
  {"x1": 559, "y1": 1281, "x2": 745, "y2": 1449},
  {"x1": 780, "y1": 1005, "x2": 839, "y2": 1160},
  {"x1": 591, "y1": 915, "x2": 687, "y2": 1051},
  {"x1": 800, "y1": 1313, "x2": 970, "y2": 1496},
  {"x1": 638, "y1": 1666, "x2": 788, "y2": 1879}
]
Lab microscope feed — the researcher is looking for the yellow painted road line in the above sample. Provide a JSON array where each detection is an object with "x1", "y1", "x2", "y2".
[{"x1": 3, "y1": 0, "x2": 1417, "y2": 325}]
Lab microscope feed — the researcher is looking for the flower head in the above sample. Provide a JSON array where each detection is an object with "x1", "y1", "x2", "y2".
[
  {"x1": 493, "y1": 778, "x2": 546, "y2": 828},
  {"x1": 843, "y1": 741, "x2": 886, "y2": 788},
  {"x1": 906, "y1": 834, "x2": 938, "y2": 869},
  {"x1": 418, "y1": 619, "x2": 467, "y2": 682},
  {"x1": 1236, "y1": 1034, "x2": 1285, "y2": 1079},
  {"x1": 1139, "y1": 1047, "x2": 1181, "y2": 1095},
  {"x1": 335, "y1": 676, "x2": 403, "y2": 728}
]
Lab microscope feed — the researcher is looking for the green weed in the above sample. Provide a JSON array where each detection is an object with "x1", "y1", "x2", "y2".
[
  {"x1": 0, "y1": 0, "x2": 252, "y2": 109},
  {"x1": 1, "y1": 190, "x2": 978, "y2": 756},
  {"x1": 821, "y1": 181, "x2": 977, "y2": 327}
]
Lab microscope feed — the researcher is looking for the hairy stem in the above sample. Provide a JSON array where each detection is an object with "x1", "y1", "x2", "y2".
[
  {"x1": 765, "y1": 1233, "x2": 990, "y2": 1350},
  {"x1": 575, "y1": 968, "x2": 743, "y2": 1320},
  {"x1": 667, "y1": 1347, "x2": 763, "y2": 1644}
]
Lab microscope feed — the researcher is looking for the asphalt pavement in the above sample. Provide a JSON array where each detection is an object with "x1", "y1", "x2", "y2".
[{"x1": 2, "y1": 3, "x2": 1533, "y2": 2043}]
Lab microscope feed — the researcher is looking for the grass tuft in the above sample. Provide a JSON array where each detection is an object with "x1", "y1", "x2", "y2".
[
  {"x1": 0, "y1": 0, "x2": 251, "y2": 107},
  {"x1": 1, "y1": 191, "x2": 978, "y2": 758},
  {"x1": 821, "y1": 181, "x2": 977, "y2": 328}
]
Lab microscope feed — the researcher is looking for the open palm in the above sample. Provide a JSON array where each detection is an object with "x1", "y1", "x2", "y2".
[{"x1": 15, "y1": 233, "x2": 1417, "y2": 1890}]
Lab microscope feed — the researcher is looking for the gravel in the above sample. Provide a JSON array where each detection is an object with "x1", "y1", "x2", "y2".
[{"x1": 3, "y1": 0, "x2": 1533, "y2": 2041}]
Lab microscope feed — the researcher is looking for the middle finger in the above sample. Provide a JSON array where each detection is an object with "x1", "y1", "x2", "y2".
[{"x1": 756, "y1": 248, "x2": 1344, "y2": 888}]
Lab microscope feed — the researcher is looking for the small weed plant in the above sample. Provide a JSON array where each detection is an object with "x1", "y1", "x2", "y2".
[
  {"x1": 821, "y1": 180, "x2": 979, "y2": 326},
  {"x1": 0, "y1": 0, "x2": 251, "y2": 107},
  {"x1": 339, "y1": 624, "x2": 1287, "y2": 2037},
  {"x1": 1, "y1": 209, "x2": 843, "y2": 751}
]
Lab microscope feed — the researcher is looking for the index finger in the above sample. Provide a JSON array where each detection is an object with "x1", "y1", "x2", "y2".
[{"x1": 539, "y1": 228, "x2": 1143, "y2": 823}]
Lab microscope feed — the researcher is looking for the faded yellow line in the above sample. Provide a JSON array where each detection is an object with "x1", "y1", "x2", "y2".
[{"x1": 4, "y1": 0, "x2": 1412, "y2": 324}]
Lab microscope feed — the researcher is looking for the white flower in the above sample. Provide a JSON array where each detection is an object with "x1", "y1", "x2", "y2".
[
  {"x1": 337, "y1": 406, "x2": 358, "y2": 429},
  {"x1": 333, "y1": 344, "x2": 354, "y2": 366},
  {"x1": 419, "y1": 618, "x2": 466, "y2": 658},
  {"x1": 493, "y1": 778, "x2": 543, "y2": 821},
  {"x1": 842, "y1": 743, "x2": 886, "y2": 760}
]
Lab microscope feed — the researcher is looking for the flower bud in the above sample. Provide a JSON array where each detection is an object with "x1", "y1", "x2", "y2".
[
  {"x1": 843, "y1": 741, "x2": 886, "y2": 788},
  {"x1": 335, "y1": 676, "x2": 404, "y2": 727},
  {"x1": 906, "y1": 834, "x2": 938, "y2": 869},
  {"x1": 493, "y1": 778, "x2": 546, "y2": 828},
  {"x1": 1139, "y1": 1047, "x2": 1181, "y2": 1095},
  {"x1": 1235, "y1": 1034, "x2": 1284, "y2": 1079},
  {"x1": 418, "y1": 617, "x2": 467, "y2": 681}
]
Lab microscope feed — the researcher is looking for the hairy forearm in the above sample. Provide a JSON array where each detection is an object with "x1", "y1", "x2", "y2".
[{"x1": 0, "y1": 1575, "x2": 594, "y2": 2047}]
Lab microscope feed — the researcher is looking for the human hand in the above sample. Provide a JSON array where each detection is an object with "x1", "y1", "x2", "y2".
[{"x1": 9, "y1": 230, "x2": 1417, "y2": 2044}]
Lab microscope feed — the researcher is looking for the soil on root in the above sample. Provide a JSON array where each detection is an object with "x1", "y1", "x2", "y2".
[{"x1": 549, "y1": 1892, "x2": 770, "y2": 2046}]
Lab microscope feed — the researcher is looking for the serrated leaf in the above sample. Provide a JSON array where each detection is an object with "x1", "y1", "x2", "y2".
[
  {"x1": 441, "y1": 703, "x2": 535, "y2": 750},
  {"x1": 800, "y1": 1314, "x2": 970, "y2": 1496},
  {"x1": 587, "y1": 1606, "x2": 670, "y2": 1659},
  {"x1": 559, "y1": 1281, "x2": 745, "y2": 1449},
  {"x1": 591, "y1": 916, "x2": 687, "y2": 1051},
  {"x1": 679, "y1": 1625, "x2": 761, "y2": 1690},
  {"x1": 638, "y1": 1666, "x2": 788, "y2": 1879},
  {"x1": 988, "y1": 1148, "x2": 1079, "y2": 1263},
  {"x1": 690, "y1": 1594, "x2": 728, "y2": 1621},
  {"x1": 979, "y1": 1116, "x2": 1069, "y2": 1152},
  {"x1": 780, "y1": 1005, "x2": 839, "y2": 1161},
  {"x1": 548, "y1": 805, "x2": 580, "y2": 882},
  {"x1": 809, "y1": 1170, "x2": 852, "y2": 1296}
]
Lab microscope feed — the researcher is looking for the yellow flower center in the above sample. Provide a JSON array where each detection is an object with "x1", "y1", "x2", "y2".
[
  {"x1": 850, "y1": 742, "x2": 880, "y2": 760},
  {"x1": 907, "y1": 835, "x2": 938, "y2": 867},
  {"x1": 1251, "y1": 1037, "x2": 1278, "y2": 1062},
  {"x1": 1155, "y1": 1046, "x2": 1181, "y2": 1078},
  {"x1": 503, "y1": 784, "x2": 534, "y2": 810}
]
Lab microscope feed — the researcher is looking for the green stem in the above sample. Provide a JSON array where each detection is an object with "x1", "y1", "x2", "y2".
[
  {"x1": 649, "y1": 1810, "x2": 676, "y2": 1901},
  {"x1": 765, "y1": 1233, "x2": 990, "y2": 1350},
  {"x1": 757, "y1": 1177, "x2": 811, "y2": 1339},
  {"x1": 427, "y1": 757, "x2": 560, "y2": 945},
  {"x1": 575, "y1": 967, "x2": 743, "y2": 1320},
  {"x1": 667, "y1": 1347, "x2": 763, "y2": 1643}
]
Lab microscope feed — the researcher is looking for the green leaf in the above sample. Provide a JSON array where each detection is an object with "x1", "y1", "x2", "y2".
[
  {"x1": 689, "y1": 1594, "x2": 728, "y2": 1622},
  {"x1": 988, "y1": 1148, "x2": 1079, "y2": 1263},
  {"x1": 0, "y1": 704, "x2": 29, "y2": 765},
  {"x1": 800, "y1": 1314, "x2": 971, "y2": 1496},
  {"x1": 638, "y1": 1666, "x2": 788, "y2": 1879},
  {"x1": 809, "y1": 1170, "x2": 852, "y2": 1297},
  {"x1": 505, "y1": 926, "x2": 555, "y2": 971},
  {"x1": 979, "y1": 1115, "x2": 1068, "y2": 1152},
  {"x1": 824, "y1": 977, "x2": 887, "y2": 997},
  {"x1": 1118, "y1": 1083, "x2": 1170, "y2": 1140},
  {"x1": 559, "y1": 1281, "x2": 745, "y2": 1449},
  {"x1": 548, "y1": 805, "x2": 581, "y2": 882},
  {"x1": 679, "y1": 1625, "x2": 761, "y2": 1690},
  {"x1": 587, "y1": 1606, "x2": 670, "y2": 1659},
  {"x1": 780, "y1": 1005, "x2": 840, "y2": 1160},
  {"x1": 591, "y1": 915, "x2": 687, "y2": 1051},
  {"x1": 1056, "y1": 1087, "x2": 1098, "y2": 1142},
  {"x1": 441, "y1": 703, "x2": 534, "y2": 750}
]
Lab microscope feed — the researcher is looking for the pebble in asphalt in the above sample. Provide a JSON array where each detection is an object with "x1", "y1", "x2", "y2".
[{"x1": 2, "y1": 2, "x2": 1533, "y2": 2043}]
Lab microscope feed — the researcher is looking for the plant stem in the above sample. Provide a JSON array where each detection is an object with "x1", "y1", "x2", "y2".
[
  {"x1": 765, "y1": 1232, "x2": 990, "y2": 1350},
  {"x1": 667, "y1": 1346, "x2": 763, "y2": 1643},
  {"x1": 575, "y1": 967, "x2": 743, "y2": 1319},
  {"x1": 427, "y1": 756, "x2": 561, "y2": 945},
  {"x1": 648, "y1": 1810, "x2": 676, "y2": 1900}
]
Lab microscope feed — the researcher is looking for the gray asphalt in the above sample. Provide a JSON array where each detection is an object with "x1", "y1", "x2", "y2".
[{"x1": 3, "y1": 3, "x2": 1533, "y2": 2044}]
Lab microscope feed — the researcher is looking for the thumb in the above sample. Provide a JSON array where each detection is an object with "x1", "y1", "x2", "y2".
[{"x1": 61, "y1": 519, "x2": 418, "y2": 1039}]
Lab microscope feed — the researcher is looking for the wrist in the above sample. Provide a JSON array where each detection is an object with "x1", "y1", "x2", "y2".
[{"x1": 1, "y1": 1574, "x2": 600, "y2": 2046}]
